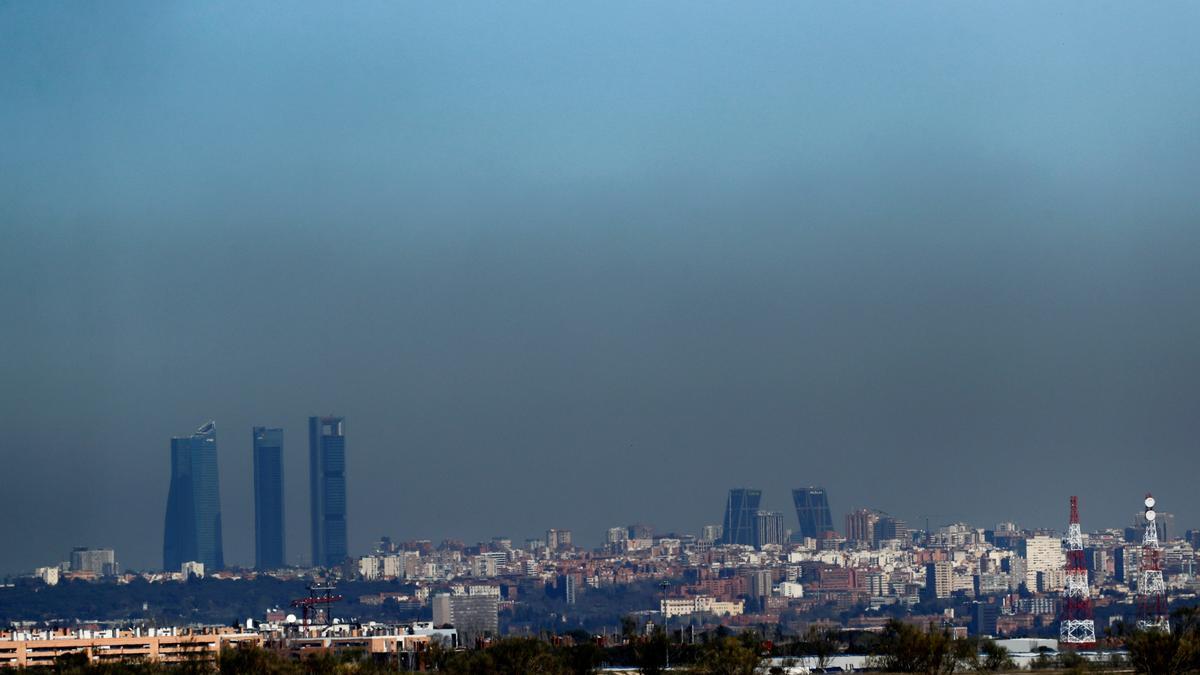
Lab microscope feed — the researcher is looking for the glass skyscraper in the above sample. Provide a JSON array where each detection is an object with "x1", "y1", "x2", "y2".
[
  {"x1": 720, "y1": 488, "x2": 762, "y2": 546},
  {"x1": 309, "y1": 416, "x2": 347, "y2": 568},
  {"x1": 163, "y1": 421, "x2": 225, "y2": 572},
  {"x1": 792, "y1": 486, "x2": 834, "y2": 540},
  {"x1": 253, "y1": 426, "x2": 286, "y2": 570}
]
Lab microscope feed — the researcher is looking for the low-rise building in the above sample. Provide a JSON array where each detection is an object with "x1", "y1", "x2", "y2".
[{"x1": 0, "y1": 627, "x2": 259, "y2": 669}]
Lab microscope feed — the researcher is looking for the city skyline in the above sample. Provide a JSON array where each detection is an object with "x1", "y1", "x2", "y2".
[
  {"x1": 4, "y1": 2, "x2": 1200, "y2": 575},
  {"x1": 22, "y1": 419, "x2": 1191, "y2": 575},
  {"x1": 4, "y1": 408, "x2": 1198, "y2": 574}
]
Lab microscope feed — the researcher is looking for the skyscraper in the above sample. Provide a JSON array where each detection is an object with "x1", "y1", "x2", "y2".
[
  {"x1": 252, "y1": 427, "x2": 286, "y2": 570},
  {"x1": 309, "y1": 416, "x2": 347, "y2": 568},
  {"x1": 163, "y1": 421, "x2": 224, "y2": 572},
  {"x1": 720, "y1": 488, "x2": 762, "y2": 546},
  {"x1": 792, "y1": 487, "x2": 834, "y2": 540}
]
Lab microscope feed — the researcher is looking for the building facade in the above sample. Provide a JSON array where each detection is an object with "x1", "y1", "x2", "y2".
[
  {"x1": 0, "y1": 628, "x2": 259, "y2": 669},
  {"x1": 926, "y1": 561, "x2": 953, "y2": 599},
  {"x1": 253, "y1": 427, "x2": 286, "y2": 570},
  {"x1": 309, "y1": 416, "x2": 347, "y2": 568},
  {"x1": 1019, "y1": 535, "x2": 1065, "y2": 592},
  {"x1": 69, "y1": 548, "x2": 117, "y2": 576},
  {"x1": 432, "y1": 594, "x2": 499, "y2": 645},
  {"x1": 845, "y1": 508, "x2": 880, "y2": 546},
  {"x1": 754, "y1": 510, "x2": 785, "y2": 549},
  {"x1": 163, "y1": 421, "x2": 224, "y2": 572},
  {"x1": 874, "y1": 515, "x2": 910, "y2": 543}
]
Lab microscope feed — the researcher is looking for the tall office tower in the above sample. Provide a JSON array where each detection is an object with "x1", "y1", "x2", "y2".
[
  {"x1": 163, "y1": 421, "x2": 225, "y2": 572},
  {"x1": 720, "y1": 488, "x2": 762, "y2": 546},
  {"x1": 792, "y1": 487, "x2": 834, "y2": 540},
  {"x1": 845, "y1": 508, "x2": 880, "y2": 546},
  {"x1": 252, "y1": 427, "x2": 286, "y2": 570},
  {"x1": 309, "y1": 416, "x2": 347, "y2": 568},
  {"x1": 754, "y1": 510, "x2": 785, "y2": 549}
]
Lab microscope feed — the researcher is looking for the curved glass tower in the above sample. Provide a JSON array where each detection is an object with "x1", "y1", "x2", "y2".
[{"x1": 163, "y1": 421, "x2": 224, "y2": 572}]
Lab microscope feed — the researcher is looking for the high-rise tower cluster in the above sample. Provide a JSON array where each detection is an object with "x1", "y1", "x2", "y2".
[
  {"x1": 718, "y1": 487, "x2": 836, "y2": 550},
  {"x1": 163, "y1": 416, "x2": 348, "y2": 572}
]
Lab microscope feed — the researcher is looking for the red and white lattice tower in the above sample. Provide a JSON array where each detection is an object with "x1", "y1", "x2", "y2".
[
  {"x1": 1136, "y1": 493, "x2": 1170, "y2": 633},
  {"x1": 1059, "y1": 496, "x2": 1096, "y2": 647}
]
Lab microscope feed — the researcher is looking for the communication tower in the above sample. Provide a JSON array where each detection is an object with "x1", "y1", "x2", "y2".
[
  {"x1": 1136, "y1": 494, "x2": 1170, "y2": 633},
  {"x1": 1059, "y1": 496, "x2": 1096, "y2": 647}
]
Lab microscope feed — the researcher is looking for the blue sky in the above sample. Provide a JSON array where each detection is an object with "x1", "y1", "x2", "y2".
[{"x1": 2, "y1": 2, "x2": 1199, "y2": 572}]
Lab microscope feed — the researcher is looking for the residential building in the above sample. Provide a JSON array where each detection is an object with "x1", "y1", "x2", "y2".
[
  {"x1": 546, "y1": 528, "x2": 572, "y2": 551},
  {"x1": 432, "y1": 594, "x2": 498, "y2": 645},
  {"x1": 925, "y1": 561, "x2": 952, "y2": 599},
  {"x1": 1019, "y1": 536, "x2": 1064, "y2": 591},
  {"x1": 974, "y1": 603, "x2": 1000, "y2": 636},
  {"x1": 746, "y1": 569, "x2": 773, "y2": 598},
  {"x1": 845, "y1": 508, "x2": 880, "y2": 546},
  {"x1": 875, "y1": 515, "x2": 909, "y2": 543},
  {"x1": 0, "y1": 627, "x2": 260, "y2": 669},
  {"x1": 754, "y1": 510, "x2": 785, "y2": 549}
]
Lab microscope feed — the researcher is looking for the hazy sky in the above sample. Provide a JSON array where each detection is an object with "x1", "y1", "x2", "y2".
[{"x1": 3, "y1": 2, "x2": 1200, "y2": 574}]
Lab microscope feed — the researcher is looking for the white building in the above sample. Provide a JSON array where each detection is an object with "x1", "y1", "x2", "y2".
[
  {"x1": 660, "y1": 596, "x2": 744, "y2": 618},
  {"x1": 1020, "y1": 536, "x2": 1064, "y2": 591},
  {"x1": 35, "y1": 566, "x2": 59, "y2": 586},
  {"x1": 779, "y1": 581, "x2": 804, "y2": 598}
]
